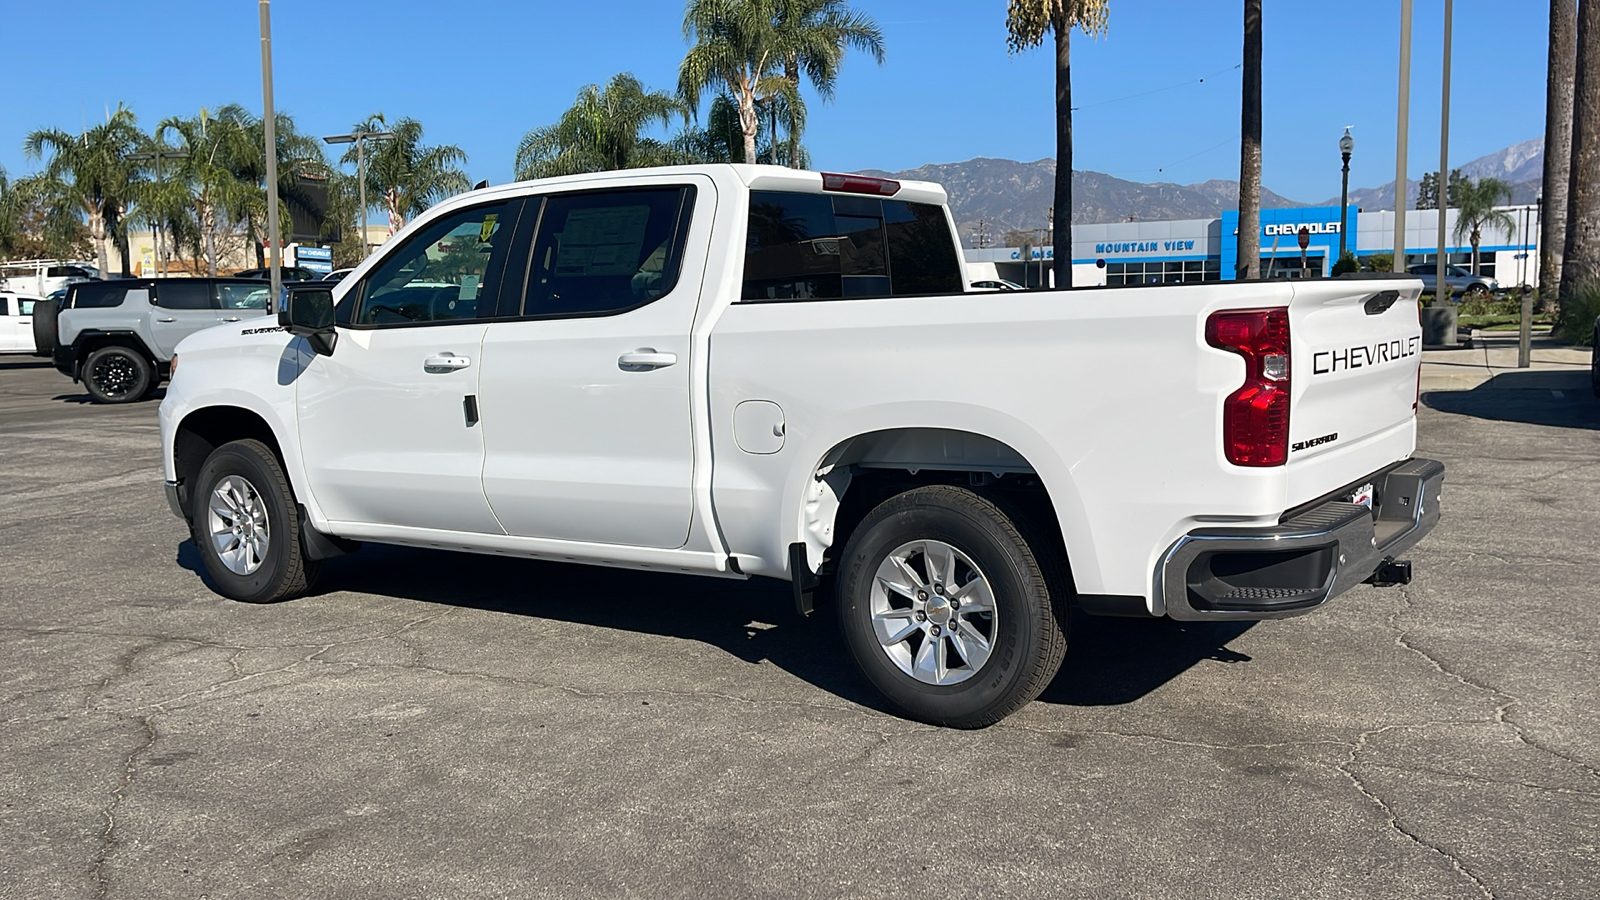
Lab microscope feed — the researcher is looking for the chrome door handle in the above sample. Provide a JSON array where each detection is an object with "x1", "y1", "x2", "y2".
[
  {"x1": 424, "y1": 354, "x2": 472, "y2": 372},
  {"x1": 221, "y1": 316, "x2": 241, "y2": 322},
  {"x1": 156, "y1": 317, "x2": 176, "y2": 323},
  {"x1": 618, "y1": 349, "x2": 677, "y2": 371}
]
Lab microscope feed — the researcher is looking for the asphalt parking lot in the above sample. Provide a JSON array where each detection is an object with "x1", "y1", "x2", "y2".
[{"x1": 2, "y1": 354, "x2": 1597, "y2": 900}]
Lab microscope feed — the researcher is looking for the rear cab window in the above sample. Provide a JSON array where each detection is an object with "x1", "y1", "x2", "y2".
[
  {"x1": 521, "y1": 187, "x2": 694, "y2": 317},
  {"x1": 741, "y1": 190, "x2": 961, "y2": 301},
  {"x1": 153, "y1": 281, "x2": 212, "y2": 310},
  {"x1": 69, "y1": 282, "x2": 131, "y2": 309}
]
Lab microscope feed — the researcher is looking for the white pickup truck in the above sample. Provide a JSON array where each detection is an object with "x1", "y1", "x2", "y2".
[{"x1": 159, "y1": 165, "x2": 1443, "y2": 727}]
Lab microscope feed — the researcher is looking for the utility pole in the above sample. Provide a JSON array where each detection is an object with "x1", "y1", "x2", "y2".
[
  {"x1": 259, "y1": 0, "x2": 281, "y2": 304},
  {"x1": 1393, "y1": 0, "x2": 1414, "y2": 273},
  {"x1": 1435, "y1": 0, "x2": 1453, "y2": 302}
]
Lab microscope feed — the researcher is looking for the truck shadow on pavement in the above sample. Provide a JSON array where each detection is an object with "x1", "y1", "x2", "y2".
[
  {"x1": 179, "y1": 540, "x2": 1260, "y2": 712},
  {"x1": 1424, "y1": 370, "x2": 1598, "y2": 430},
  {"x1": 0, "y1": 359, "x2": 53, "y2": 370}
]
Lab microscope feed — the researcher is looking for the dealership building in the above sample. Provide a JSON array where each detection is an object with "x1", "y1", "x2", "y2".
[{"x1": 965, "y1": 203, "x2": 1545, "y2": 289}]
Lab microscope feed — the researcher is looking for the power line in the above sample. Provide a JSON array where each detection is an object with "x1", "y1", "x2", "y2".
[{"x1": 1071, "y1": 63, "x2": 1243, "y2": 112}]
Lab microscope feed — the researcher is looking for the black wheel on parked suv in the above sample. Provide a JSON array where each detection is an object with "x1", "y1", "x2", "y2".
[
  {"x1": 191, "y1": 439, "x2": 319, "y2": 603},
  {"x1": 82, "y1": 345, "x2": 152, "y2": 404},
  {"x1": 834, "y1": 485, "x2": 1069, "y2": 728}
]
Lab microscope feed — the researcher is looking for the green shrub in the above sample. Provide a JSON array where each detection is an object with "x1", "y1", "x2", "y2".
[
  {"x1": 1361, "y1": 252, "x2": 1393, "y2": 273},
  {"x1": 1330, "y1": 250, "x2": 1359, "y2": 277},
  {"x1": 1556, "y1": 281, "x2": 1600, "y2": 347},
  {"x1": 1458, "y1": 292, "x2": 1521, "y2": 317}
]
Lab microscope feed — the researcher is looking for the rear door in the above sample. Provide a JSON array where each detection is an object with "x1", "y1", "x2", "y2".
[
  {"x1": 477, "y1": 181, "x2": 710, "y2": 549},
  {"x1": 0, "y1": 296, "x2": 20, "y2": 351},
  {"x1": 1285, "y1": 279, "x2": 1424, "y2": 505}
]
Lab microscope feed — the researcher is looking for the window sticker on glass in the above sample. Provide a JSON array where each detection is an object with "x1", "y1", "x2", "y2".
[
  {"x1": 479, "y1": 214, "x2": 499, "y2": 243},
  {"x1": 554, "y1": 206, "x2": 650, "y2": 276},
  {"x1": 459, "y1": 275, "x2": 480, "y2": 301}
]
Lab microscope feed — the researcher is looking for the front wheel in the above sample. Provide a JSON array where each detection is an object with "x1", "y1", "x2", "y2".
[
  {"x1": 1461, "y1": 284, "x2": 1491, "y2": 302},
  {"x1": 191, "y1": 439, "x2": 318, "y2": 603},
  {"x1": 835, "y1": 486, "x2": 1069, "y2": 728}
]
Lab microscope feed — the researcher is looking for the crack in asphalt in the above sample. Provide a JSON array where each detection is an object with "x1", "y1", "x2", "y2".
[
  {"x1": 89, "y1": 714, "x2": 157, "y2": 900},
  {"x1": 1391, "y1": 585, "x2": 1600, "y2": 781}
]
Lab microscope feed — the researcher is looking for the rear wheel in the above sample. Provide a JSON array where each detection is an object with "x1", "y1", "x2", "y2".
[
  {"x1": 835, "y1": 485, "x2": 1069, "y2": 728},
  {"x1": 191, "y1": 439, "x2": 318, "y2": 603},
  {"x1": 82, "y1": 345, "x2": 152, "y2": 403},
  {"x1": 1461, "y1": 284, "x2": 1491, "y2": 302}
]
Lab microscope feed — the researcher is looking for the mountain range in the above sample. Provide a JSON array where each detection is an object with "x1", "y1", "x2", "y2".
[{"x1": 859, "y1": 139, "x2": 1545, "y2": 248}]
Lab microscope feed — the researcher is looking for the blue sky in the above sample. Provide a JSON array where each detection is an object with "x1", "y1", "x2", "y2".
[{"x1": 1, "y1": 0, "x2": 1549, "y2": 205}]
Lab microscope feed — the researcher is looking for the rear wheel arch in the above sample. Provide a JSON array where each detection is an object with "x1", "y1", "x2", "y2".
[{"x1": 796, "y1": 428, "x2": 1075, "y2": 601}]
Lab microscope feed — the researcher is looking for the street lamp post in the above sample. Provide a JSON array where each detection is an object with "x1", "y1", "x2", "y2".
[
  {"x1": 323, "y1": 129, "x2": 395, "y2": 258},
  {"x1": 127, "y1": 148, "x2": 189, "y2": 275},
  {"x1": 1338, "y1": 128, "x2": 1354, "y2": 259}
]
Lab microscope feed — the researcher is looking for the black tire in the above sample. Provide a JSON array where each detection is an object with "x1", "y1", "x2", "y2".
[
  {"x1": 82, "y1": 345, "x2": 152, "y2": 404},
  {"x1": 834, "y1": 485, "x2": 1069, "y2": 728},
  {"x1": 31, "y1": 298, "x2": 58, "y2": 357},
  {"x1": 190, "y1": 439, "x2": 318, "y2": 603},
  {"x1": 1462, "y1": 284, "x2": 1491, "y2": 302}
]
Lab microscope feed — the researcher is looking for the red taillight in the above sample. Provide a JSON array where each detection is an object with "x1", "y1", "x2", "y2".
[
  {"x1": 820, "y1": 172, "x2": 901, "y2": 196},
  {"x1": 1206, "y1": 308, "x2": 1291, "y2": 467}
]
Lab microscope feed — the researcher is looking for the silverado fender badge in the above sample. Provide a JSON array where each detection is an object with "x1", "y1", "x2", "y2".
[
  {"x1": 241, "y1": 325, "x2": 288, "y2": 336},
  {"x1": 1291, "y1": 433, "x2": 1339, "y2": 452}
]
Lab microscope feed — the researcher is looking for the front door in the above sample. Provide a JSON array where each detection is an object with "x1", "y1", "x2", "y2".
[
  {"x1": 147, "y1": 281, "x2": 220, "y2": 357},
  {"x1": 295, "y1": 199, "x2": 520, "y2": 535},
  {"x1": 478, "y1": 182, "x2": 710, "y2": 549},
  {"x1": 0, "y1": 297, "x2": 22, "y2": 351}
]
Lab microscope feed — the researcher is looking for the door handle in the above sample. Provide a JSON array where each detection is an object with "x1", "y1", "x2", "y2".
[
  {"x1": 221, "y1": 316, "x2": 241, "y2": 322},
  {"x1": 156, "y1": 317, "x2": 176, "y2": 323},
  {"x1": 424, "y1": 354, "x2": 472, "y2": 372},
  {"x1": 618, "y1": 349, "x2": 677, "y2": 371}
]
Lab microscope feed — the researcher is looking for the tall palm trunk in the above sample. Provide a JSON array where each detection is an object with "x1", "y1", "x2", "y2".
[
  {"x1": 1052, "y1": 23, "x2": 1072, "y2": 289},
  {"x1": 785, "y1": 58, "x2": 802, "y2": 168},
  {"x1": 1236, "y1": 0, "x2": 1263, "y2": 280},
  {"x1": 198, "y1": 198, "x2": 218, "y2": 277},
  {"x1": 88, "y1": 206, "x2": 109, "y2": 278},
  {"x1": 737, "y1": 78, "x2": 760, "y2": 166},
  {"x1": 1540, "y1": 0, "x2": 1577, "y2": 305},
  {"x1": 1562, "y1": 0, "x2": 1600, "y2": 307}
]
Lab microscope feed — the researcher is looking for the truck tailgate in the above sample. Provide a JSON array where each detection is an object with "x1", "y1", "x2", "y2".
[{"x1": 1285, "y1": 279, "x2": 1424, "y2": 507}]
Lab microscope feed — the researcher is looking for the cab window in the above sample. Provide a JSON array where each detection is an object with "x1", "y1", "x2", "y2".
[
  {"x1": 217, "y1": 282, "x2": 270, "y2": 310},
  {"x1": 521, "y1": 187, "x2": 693, "y2": 317},
  {"x1": 357, "y1": 202, "x2": 513, "y2": 325},
  {"x1": 154, "y1": 281, "x2": 212, "y2": 310}
]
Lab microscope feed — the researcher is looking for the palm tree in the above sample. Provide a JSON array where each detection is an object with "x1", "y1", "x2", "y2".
[
  {"x1": 680, "y1": 0, "x2": 806, "y2": 166},
  {"x1": 343, "y1": 114, "x2": 470, "y2": 235},
  {"x1": 774, "y1": 0, "x2": 884, "y2": 169},
  {"x1": 1541, "y1": 0, "x2": 1578, "y2": 306},
  {"x1": 671, "y1": 94, "x2": 748, "y2": 164},
  {"x1": 1451, "y1": 177, "x2": 1517, "y2": 277},
  {"x1": 229, "y1": 108, "x2": 333, "y2": 266},
  {"x1": 1005, "y1": 0, "x2": 1110, "y2": 289},
  {"x1": 154, "y1": 107, "x2": 257, "y2": 275},
  {"x1": 516, "y1": 73, "x2": 691, "y2": 180},
  {"x1": 0, "y1": 167, "x2": 19, "y2": 257},
  {"x1": 24, "y1": 105, "x2": 145, "y2": 277},
  {"x1": 1562, "y1": 0, "x2": 1600, "y2": 309},
  {"x1": 1236, "y1": 0, "x2": 1263, "y2": 280}
]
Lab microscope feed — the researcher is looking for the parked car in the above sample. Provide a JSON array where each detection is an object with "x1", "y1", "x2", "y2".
[
  {"x1": 159, "y1": 164, "x2": 1442, "y2": 728},
  {"x1": 322, "y1": 268, "x2": 356, "y2": 283},
  {"x1": 0, "y1": 292, "x2": 44, "y2": 353},
  {"x1": 1406, "y1": 264, "x2": 1499, "y2": 299},
  {"x1": 233, "y1": 265, "x2": 319, "y2": 283},
  {"x1": 970, "y1": 279, "x2": 1025, "y2": 292},
  {"x1": 46, "y1": 276, "x2": 271, "y2": 402}
]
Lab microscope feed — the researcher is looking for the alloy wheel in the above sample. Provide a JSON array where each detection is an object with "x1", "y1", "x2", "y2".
[
  {"x1": 869, "y1": 539, "x2": 998, "y2": 685},
  {"x1": 207, "y1": 475, "x2": 271, "y2": 576}
]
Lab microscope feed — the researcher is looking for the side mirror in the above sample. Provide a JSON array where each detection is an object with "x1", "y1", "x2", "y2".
[{"x1": 279, "y1": 284, "x2": 338, "y2": 356}]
